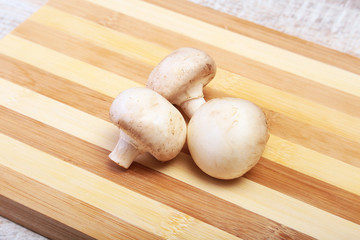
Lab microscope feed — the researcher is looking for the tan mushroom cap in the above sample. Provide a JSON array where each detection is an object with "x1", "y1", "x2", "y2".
[
  {"x1": 146, "y1": 47, "x2": 216, "y2": 107},
  {"x1": 110, "y1": 87, "x2": 186, "y2": 161}
]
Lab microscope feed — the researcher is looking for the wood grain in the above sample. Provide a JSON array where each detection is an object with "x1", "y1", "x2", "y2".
[
  {"x1": 1, "y1": 0, "x2": 360, "y2": 239},
  {"x1": 2, "y1": 53, "x2": 360, "y2": 170},
  {"x1": 1, "y1": 79, "x2": 359, "y2": 239},
  {"x1": 0, "y1": 106, "x2": 313, "y2": 239},
  {"x1": 69, "y1": 0, "x2": 360, "y2": 98},
  {"x1": 2, "y1": 76, "x2": 360, "y2": 198},
  {"x1": 1, "y1": 105, "x2": 359, "y2": 227},
  {"x1": 3, "y1": 33, "x2": 360, "y2": 182},
  {"x1": 0, "y1": 163, "x2": 159, "y2": 240},
  {"x1": 12, "y1": 4, "x2": 359, "y2": 146},
  {"x1": 45, "y1": 1, "x2": 360, "y2": 118},
  {"x1": 0, "y1": 195, "x2": 95, "y2": 240},
  {"x1": 0, "y1": 53, "x2": 112, "y2": 121},
  {"x1": 144, "y1": 0, "x2": 360, "y2": 75},
  {"x1": 0, "y1": 132, "x2": 239, "y2": 240}
]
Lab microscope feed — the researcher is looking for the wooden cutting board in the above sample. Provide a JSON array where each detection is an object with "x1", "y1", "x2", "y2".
[{"x1": 1, "y1": 0, "x2": 360, "y2": 239}]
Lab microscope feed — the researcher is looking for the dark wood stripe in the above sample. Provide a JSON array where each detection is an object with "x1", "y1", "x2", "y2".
[
  {"x1": 0, "y1": 194, "x2": 95, "y2": 240},
  {"x1": 264, "y1": 109, "x2": 360, "y2": 168},
  {"x1": 0, "y1": 53, "x2": 111, "y2": 121},
  {"x1": 245, "y1": 158, "x2": 360, "y2": 225},
  {"x1": 2, "y1": 0, "x2": 358, "y2": 238},
  {"x1": 0, "y1": 165, "x2": 160, "y2": 240},
  {"x1": 144, "y1": 0, "x2": 360, "y2": 75},
  {"x1": 1, "y1": 53, "x2": 359, "y2": 168},
  {"x1": 206, "y1": 88, "x2": 360, "y2": 168},
  {"x1": 0, "y1": 105, "x2": 313, "y2": 239},
  {"x1": 13, "y1": 20, "x2": 153, "y2": 83},
  {"x1": 47, "y1": 0, "x2": 360, "y2": 119},
  {"x1": 10, "y1": 19, "x2": 360, "y2": 166}
]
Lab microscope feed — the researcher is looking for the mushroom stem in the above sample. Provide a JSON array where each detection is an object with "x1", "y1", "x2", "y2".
[
  {"x1": 109, "y1": 136, "x2": 141, "y2": 169},
  {"x1": 180, "y1": 97, "x2": 206, "y2": 118}
]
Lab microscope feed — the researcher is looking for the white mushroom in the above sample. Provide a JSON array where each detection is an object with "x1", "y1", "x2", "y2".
[
  {"x1": 187, "y1": 98, "x2": 269, "y2": 180},
  {"x1": 147, "y1": 47, "x2": 216, "y2": 118},
  {"x1": 109, "y1": 87, "x2": 187, "y2": 168}
]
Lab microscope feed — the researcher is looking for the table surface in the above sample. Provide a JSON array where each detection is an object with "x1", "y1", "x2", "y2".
[{"x1": 0, "y1": 0, "x2": 359, "y2": 239}]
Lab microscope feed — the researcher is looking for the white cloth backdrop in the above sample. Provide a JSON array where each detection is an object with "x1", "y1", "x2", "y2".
[
  {"x1": 189, "y1": 0, "x2": 360, "y2": 57},
  {"x1": 0, "y1": 0, "x2": 359, "y2": 239}
]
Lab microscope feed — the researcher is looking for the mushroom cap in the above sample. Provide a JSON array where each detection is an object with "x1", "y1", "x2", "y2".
[
  {"x1": 146, "y1": 47, "x2": 216, "y2": 105},
  {"x1": 187, "y1": 98, "x2": 269, "y2": 179},
  {"x1": 110, "y1": 87, "x2": 187, "y2": 161}
]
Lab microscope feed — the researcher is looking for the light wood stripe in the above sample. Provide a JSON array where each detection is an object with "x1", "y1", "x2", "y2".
[
  {"x1": 1, "y1": 54, "x2": 359, "y2": 170},
  {"x1": 2, "y1": 27, "x2": 360, "y2": 195},
  {"x1": 138, "y1": 153, "x2": 360, "y2": 240},
  {"x1": 3, "y1": 33, "x2": 360, "y2": 159},
  {"x1": 0, "y1": 194, "x2": 95, "y2": 240},
  {"x1": 0, "y1": 54, "x2": 112, "y2": 121},
  {"x1": 262, "y1": 108, "x2": 360, "y2": 168},
  {"x1": 207, "y1": 69, "x2": 360, "y2": 144},
  {"x1": 0, "y1": 78, "x2": 118, "y2": 150},
  {"x1": 0, "y1": 35, "x2": 140, "y2": 98},
  {"x1": 144, "y1": 0, "x2": 360, "y2": 75},
  {"x1": 0, "y1": 166, "x2": 157, "y2": 240},
  {"x1": 27, "y1": 6, "x2": 167, "y2": 67},
  {"x1": 3, "y1": 37, "x2": 360, "y2": 169},
  {"x1": 13, "y1": 20, "x2": 154, "y2": 83},
  {"x1": 84, "y1": 0, "x2": 360, "y2": 98},
  {"x1": 1, "y1": 79, "x2": 360, "y2": 239},
  {"x1": 10, "y1": 9, "x2": 360, "y2": 146},
  {"x1": 0, "y1": 133, "x2": 238, "y2": 240},
  {"x1": 2, "y1": 67, "x2": 360, "y2": 196},
  {"x1": 3, "y1": 61, "x2": 357, "y2": 197},
  {"x1": 1, "y1": 40, "x2": 359, "y2": 191},
  {"x1": 245, "y1": 158, "x2": 360, "y2": 226},
  {"x1": 1, "y1": 105, "x2": 359, "y2": 228},
  {"x1": 0, "y1": 106, "x2": 312, "y2": 239},
  {"x1": 264, "y1": 134, "x2": 360, "y2": 195},
  {"x1": 1, "y1": 0, "x2": 360, "y2": 237},
  {"x1": 2, "y1": 34, "x2": 360, "y2": 149},
  {"x1": 1, "y1": 58, "x2": 360, "y2": 225},
  {"x1": 25, "y1": 5, "x2": 360, "y2": 120}
]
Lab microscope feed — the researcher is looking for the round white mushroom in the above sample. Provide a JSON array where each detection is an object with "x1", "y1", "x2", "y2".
[
  {"x1": 109, "y1": 87, "x2": 187, "y2": 168},
  {"x1": 146, "y1": 47, "x2": 216, "y2": 118},
  {"x1": 187, "y1": 98, "x2": 269, "y2": 180}
]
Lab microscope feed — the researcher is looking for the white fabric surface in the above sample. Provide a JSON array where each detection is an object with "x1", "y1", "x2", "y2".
[
  {"x1": 0, "y1": 0, "x2": 47, "y2": 38},
  {"x1": 0, "y1": 218, "x2": 46, "y2": 240},
  {"x1": 189, "y1": 0, "x2": 360, "y2": 57},
  {"x1": 0, "y1": 0, "x2": 359, "y2": 239}
]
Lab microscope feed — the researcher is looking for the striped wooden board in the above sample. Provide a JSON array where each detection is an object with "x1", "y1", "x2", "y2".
[{"x1": 1, "y1": 0, "x2": 360, "y2": 239}]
